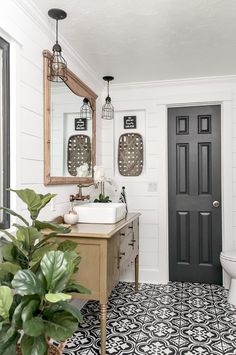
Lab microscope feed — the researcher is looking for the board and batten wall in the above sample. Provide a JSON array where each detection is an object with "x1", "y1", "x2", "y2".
[
  {"x1": 101, "y1": 77, "x2": 236, "y2": 285},
  {"x1": 0, "y1": 0, "x2": 103, "y2": 223}
]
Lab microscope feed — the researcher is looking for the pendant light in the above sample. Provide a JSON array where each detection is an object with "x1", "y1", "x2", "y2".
[
  {"x1": 48, "y1": 8, "x2": 67, "y2": 82},
  {"x1": 102, "y1": 76, "x2": 114, "y2": 120},
  {"x1": 80, "y1": 98, "x2": 92, "y2": 120}
]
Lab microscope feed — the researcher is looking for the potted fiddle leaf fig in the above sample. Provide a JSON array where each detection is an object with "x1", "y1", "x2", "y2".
[
  {"x1": 0, "y1": 188, "x2": 71, "y2": 285},
  {"x1": 0, "y1": 188, "x2": 90, "y2": 354}
]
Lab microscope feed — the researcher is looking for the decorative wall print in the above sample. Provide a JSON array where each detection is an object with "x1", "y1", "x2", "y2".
[
  {"x1": 75, "y1": 117, "x2": 87, "y2": 131},
  {"x1": 67, "y1": 134, "x2": 91, "y2": 176},
  {"x1": 118, "y1": 133, "x2": 143, "y2": 176},
  {"x1": 124, "y1": 115, "x2": 137, "y2": 129}
]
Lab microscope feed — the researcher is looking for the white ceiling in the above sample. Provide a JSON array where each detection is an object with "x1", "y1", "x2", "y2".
[{"x1": 33, "y1": 0, "x2": 236, "y2": 84}]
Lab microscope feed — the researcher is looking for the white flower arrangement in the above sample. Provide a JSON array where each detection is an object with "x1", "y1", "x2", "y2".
[
  {"x1": 77, "y1": 163, "x2": 89, "y2": 177},
  {"x1": 93, "y1": 166, "x2": 117, "y2": 202}
]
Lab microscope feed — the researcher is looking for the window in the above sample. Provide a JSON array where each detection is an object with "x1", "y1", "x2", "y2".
[{"x1": 0, "y1": 37, "x2": 10, "y2": 229}]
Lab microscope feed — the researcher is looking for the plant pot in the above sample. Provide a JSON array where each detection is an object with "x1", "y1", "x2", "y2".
[{"x1": 16, "y1": 342, "x2": 65, "y2": 355}]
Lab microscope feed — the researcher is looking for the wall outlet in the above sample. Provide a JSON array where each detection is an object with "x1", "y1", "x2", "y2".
[{"x1": 148, "y1": 182, "x2": 157, "y2": 192}]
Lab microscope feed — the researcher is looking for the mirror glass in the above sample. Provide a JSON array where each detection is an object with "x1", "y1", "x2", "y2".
[
  {"x1": 50, "y1": 82, "x2": 93, "y2": 178},
  {"x1": 43, "y1": 50, "x2": 97, "y2": 185}
]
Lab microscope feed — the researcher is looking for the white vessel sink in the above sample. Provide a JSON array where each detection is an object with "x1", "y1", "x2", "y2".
[{"x1": 74, "y1": 203, "x2": 126, "y2": 224}]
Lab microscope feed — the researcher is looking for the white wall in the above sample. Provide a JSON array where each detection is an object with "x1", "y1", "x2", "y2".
[
  {"x1": 101, "y1": 76, "x2": 236, "y2": 284},
  {"x1": 1, "y1": 0, "x2": 236, "y2": 286},
  {"x1": 0, "y1": 0, "x2": 103, "y2": 222}
]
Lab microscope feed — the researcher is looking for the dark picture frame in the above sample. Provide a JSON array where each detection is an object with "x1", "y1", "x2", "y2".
[
  {"x1": 124, "y1": 115, "x2": 137, "y2": 129},
  {"x1": 75, "y1": 117, "x2": 87, "y2": 131}
]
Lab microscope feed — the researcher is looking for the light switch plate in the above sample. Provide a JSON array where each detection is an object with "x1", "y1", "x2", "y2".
[{"x1": 148, "y1": 182, "x2": 157, "y2": 192}]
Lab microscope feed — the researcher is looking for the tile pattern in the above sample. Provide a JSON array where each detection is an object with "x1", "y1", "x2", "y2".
[{"x1": 62, "y1": 282, "x2": 236, "y2": 355}]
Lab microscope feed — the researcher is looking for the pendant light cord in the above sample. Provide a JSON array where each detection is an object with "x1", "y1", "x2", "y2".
[
  {"x1": 107, "y1": 80, "x2": 110, "y2": 98},
  {"x1": 56, "y1": 19, "x2": 58, "y2": 45}
]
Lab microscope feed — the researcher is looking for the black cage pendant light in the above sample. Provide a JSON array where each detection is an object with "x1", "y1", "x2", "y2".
[
  {"x1": 48, "y1": 8, "x2": 67, "y2": 82},
  {"x1": 102, "y1": 76, "x2": 114, "y2": 120},
  {"x1": 80, "y1": 98, "x2": 92, "y2": 120}
]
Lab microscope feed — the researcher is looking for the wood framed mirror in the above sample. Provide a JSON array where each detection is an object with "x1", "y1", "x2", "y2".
[{"x1": 43, "y1": 50, "x2": 97, "y2": 185}]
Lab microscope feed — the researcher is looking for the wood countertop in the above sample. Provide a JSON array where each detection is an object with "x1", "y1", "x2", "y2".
[{"x1": 52, "y1": 212, "x2": 140, "y2": 239}]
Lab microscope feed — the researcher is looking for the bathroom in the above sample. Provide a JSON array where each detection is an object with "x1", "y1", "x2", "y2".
[{"x1": 0, "y1": 1, "x2": 236, "y2": 354}]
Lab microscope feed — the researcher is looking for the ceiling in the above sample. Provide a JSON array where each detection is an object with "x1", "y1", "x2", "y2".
[{"x1": 33, "y1": 0, "x2": 236, "y2": 84}]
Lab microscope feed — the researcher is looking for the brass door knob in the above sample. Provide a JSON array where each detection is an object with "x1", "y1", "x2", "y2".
[{"x1": 213, "y1": 200, "x2": 220, "y2": 208}]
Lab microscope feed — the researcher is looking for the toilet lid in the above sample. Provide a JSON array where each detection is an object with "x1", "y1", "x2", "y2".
[{"x1": 221, "y1": 250, "x2": 236, "y2": 261}]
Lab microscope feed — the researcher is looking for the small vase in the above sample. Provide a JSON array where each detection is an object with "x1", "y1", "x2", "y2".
[{"x1": 63, "y1": 210, "x2": 78, "y2": 225}]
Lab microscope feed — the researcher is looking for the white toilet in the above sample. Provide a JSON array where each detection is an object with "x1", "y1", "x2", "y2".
[{"x1": 220, "y1": 250, "x2": 236, "y2": 305}]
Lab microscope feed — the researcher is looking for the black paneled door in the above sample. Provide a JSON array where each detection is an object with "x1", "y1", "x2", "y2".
[{"x1": 168, "y1": 105, "x2": 222, "y2": 284}]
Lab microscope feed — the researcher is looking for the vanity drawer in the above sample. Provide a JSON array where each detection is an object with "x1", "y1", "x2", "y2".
[{"x1": 119, "y1": 222, "x2": 133, "y2": 240}]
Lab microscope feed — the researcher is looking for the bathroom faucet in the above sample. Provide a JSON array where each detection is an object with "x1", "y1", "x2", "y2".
[{"x1": 69, "y1": 183, "x2": 94, "y2": 202}]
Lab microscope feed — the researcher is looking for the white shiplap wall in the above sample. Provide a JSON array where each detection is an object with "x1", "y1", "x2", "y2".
[
  {"x1": 101, "y1": 77, "x2": 236, "y2": 285},
  {"x1": 0, "y1": 0, "x2": 103, "y2": 222},
  {"x1": 1, "y1": 0, "x2": 236, "y2": 286}
]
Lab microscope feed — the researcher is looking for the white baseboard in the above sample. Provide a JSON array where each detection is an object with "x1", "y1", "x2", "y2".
[{"x1": 120, "y1": 265, "x2": 169, "y2": 284}]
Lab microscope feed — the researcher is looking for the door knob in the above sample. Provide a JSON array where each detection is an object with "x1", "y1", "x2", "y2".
[{"x1": 212, "y1": 200, "x2": 220, "y2": 208}]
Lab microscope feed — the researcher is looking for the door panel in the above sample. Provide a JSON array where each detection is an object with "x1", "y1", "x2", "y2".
[{"x1": 168, "y1": 105, "x2": 222, "y2": 284}]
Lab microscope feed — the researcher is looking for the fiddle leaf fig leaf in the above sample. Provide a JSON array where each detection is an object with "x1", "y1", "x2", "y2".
[
  {"x1": 45, "y1": 292, "x2": 71, "y2": 303},
  {"x1": 30, "y1": 244, "x2": 54, "y2": 267},
  {"x1": 44, "y1": 301, "x2": 83, "y2": 322},
  {"x1": 9, "y1": 189, "x2": 56, "y2": 220},
  {"x1": 58, "y1": 240, "x2": 78, "y2": 252},
  {"x1": 0, "y1": 326, "x2": 19, "y2": 355},
  {"x1": 64, "y1": 282, "x2": 91, "y2": 294},
  {"x1": 53, "y1": 257, "x2": 74, "y2": 292},
  {"x1": 0, "y1": 262, "x2": 21, "y2": 275},
  {"x1": 23, "y1": 317, "x2": 45, "y2": 337},
  {"x1": 0, "y1": 206, "x2": 29, "y2": 226},
  {"x1": 12, "y1": 295, "x2": 41, "y2": 328},
  {"x1": 12, "y1": 270, "x2": 44, "y2": 296},
  {"x1": 14, "y1": 225, "x2": 42, "y2": 244},
  {"x1": 21, "y1": 334, "x2": 47, "y2": 355},
  {"x1": 44, "y1": 311, "x2": 78, "y2": 341},
  {"x1": 0, "y1": 286, "x2": 13, "y2": 319},
  {"x1": 21, "y1": 299, "x2": 40, "y2": 322},
  {"x1": 1, "y1": 243, "x2": 14, "y2": 262},
  {"x1": 40, "y1": 251, "x2": 68, "y2": 291},
  {"x1": 35, "y1": 220, "x2": 71, "y2": 234},
  {"x1": 0, "y1": 230, "x2": 16, "y2": 242}
]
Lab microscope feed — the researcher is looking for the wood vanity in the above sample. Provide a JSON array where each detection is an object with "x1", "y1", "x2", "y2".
[{"x1": 55, "y1": 212, "x2": 140, "y2": 355}]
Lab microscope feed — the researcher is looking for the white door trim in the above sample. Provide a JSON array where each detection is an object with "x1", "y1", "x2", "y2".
[{"x1": 158, "y1": 97, "x2": 233, "y2": 287}]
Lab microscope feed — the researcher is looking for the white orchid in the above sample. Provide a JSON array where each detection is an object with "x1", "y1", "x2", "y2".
[
  {"x1": 93, "y1": 166, "x2": 117, "y2": 200},
  {"x1": 93, "y1": 165, "x2": 106, "y2": 183}
]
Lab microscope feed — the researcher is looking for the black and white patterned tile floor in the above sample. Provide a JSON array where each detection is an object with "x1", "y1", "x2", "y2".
[{"x1": 62, "y1": 282, "x2": 236, "y2": 355}]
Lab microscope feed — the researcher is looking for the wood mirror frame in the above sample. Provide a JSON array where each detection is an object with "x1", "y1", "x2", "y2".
[{"x1": 43, "y1": 50, "x2": 97, "y2": 185}]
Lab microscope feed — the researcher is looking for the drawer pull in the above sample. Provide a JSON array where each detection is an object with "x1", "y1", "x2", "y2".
[
  {"x1": 128, "y1": 243, "x2": 134, "y2": 246},
  {"x1": 120, "y1": 232, "x2": 125, "y2": 236},
  {"x1": 128, "y1": 226, "x2": 133, "y2": 229},
  {"x1": 120, "y1": 252, "x2": 125, "y2": 256},
  {"x1": 131, "y1": 239, "x2": 136, "y2": 243}
]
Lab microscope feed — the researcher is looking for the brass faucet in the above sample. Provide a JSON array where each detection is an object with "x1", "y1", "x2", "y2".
[{"x1": 69, "y1": 183, "x2": 94, "y2": 202}]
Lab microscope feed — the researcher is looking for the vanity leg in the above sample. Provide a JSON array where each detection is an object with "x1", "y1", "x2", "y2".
[
  {"x1": 100, "y1": 303, "x2": 107, "y2": 355},
  {"x1": 135, "y1": 254, "x2": 139, "y2": 292}
]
